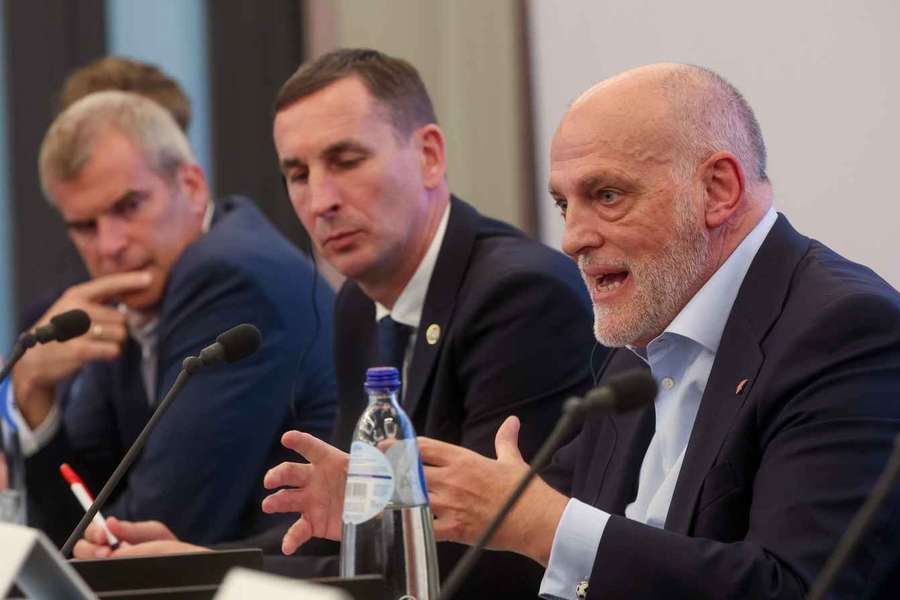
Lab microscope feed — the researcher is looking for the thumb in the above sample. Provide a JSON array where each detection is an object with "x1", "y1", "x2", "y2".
[{"x1": 494, "y1": 415, "x2": 524, "y2": 464}]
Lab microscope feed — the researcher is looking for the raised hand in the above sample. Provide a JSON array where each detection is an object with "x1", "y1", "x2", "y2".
[
  {"x1": 261, "y1": 430, "x2": 349, "y2": 555},
  {"x1": 12, "y1": 271, "x2": 151, "y2": 428},
  {"x1": 419, "y1": 416, "x2": 568, "y2": 566}
]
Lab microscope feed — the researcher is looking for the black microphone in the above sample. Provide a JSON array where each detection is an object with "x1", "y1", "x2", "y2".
[
  {"x1": 0, "y1": 309, "x2": 91, "y2": 383},
  {"x1": 566, "y1": 369, "x2": 660, "y2": 415},
  {"x1": 182, "y1": 323, "x2": 262, "y2": 374},
  {"x1": 438, "y1": 369, "x2": 657, "y2": 600},
  {"x1": 34, "y1": 309, "x2": 92, "y2": 344},
  {"x1": 808, "y1": 432, "x2": 900, "y2": 600},
  {"x1": 59, "y1": 323, "x2": 263, "y2": 557}
]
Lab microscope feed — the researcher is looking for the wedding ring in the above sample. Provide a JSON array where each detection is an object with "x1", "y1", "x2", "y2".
[{"x1": 92, "y1": 324, "x2": 104, "y2": 339}]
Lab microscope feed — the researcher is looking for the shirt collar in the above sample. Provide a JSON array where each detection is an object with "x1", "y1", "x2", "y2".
[
  {"x1": 629, "y1": 207, "x2": 777, "y2": 360},
  {"x1": 375, "y1": 202, "x2": 451, "y2": 329}
]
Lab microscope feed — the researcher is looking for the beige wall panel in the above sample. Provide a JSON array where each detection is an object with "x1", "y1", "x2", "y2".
[{"x1": 329, "y1": 0, "x2": 530, "y2": 230}]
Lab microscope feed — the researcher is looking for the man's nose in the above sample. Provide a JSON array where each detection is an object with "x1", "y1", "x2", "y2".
[
  {"x1": 96, "y1": 216, "x2": 129, "y2": 261},
  {"x1": 307, "y1": 170, "x2": 341, "y2": 218},
  {"x1": 560, "y1": 200, "x2": 604, "y2": 259}
]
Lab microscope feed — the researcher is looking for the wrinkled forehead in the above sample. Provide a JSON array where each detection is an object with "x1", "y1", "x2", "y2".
[{"x1": 549, "y1": 91, "x2": 679, "y2": 188}]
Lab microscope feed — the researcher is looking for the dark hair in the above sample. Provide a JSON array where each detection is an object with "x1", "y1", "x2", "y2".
[
  {"x1": 57, "y1": 56, "x2": 191, "y2": 132},
  {"x1": 275, "y1": 48, "x2": 437, "y2": 137}
]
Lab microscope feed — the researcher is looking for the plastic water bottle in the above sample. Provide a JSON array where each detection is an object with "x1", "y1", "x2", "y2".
[{"x1": 340, "y1": 367, "x2": 439, "y2": 599}]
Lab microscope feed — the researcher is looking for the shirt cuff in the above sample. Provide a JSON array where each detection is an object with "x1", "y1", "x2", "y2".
[
  {"x1": 5, "y1": 379, "x2": 60, "y2": 457},
  {"x1": 539, "y1": 498, "x2": 610, "y2": 600}
]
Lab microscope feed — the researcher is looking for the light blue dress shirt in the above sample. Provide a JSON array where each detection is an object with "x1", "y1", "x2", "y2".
[{"x1": 540, "y1": 208, "x2": 777, "y2": 599}]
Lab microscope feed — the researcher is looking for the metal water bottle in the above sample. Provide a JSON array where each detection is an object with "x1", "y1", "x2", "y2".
[{"x1": 340, "y1": 367, "x2": 439, "y2": 599}]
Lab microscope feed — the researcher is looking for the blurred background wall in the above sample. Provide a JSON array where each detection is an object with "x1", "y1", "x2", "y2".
[
  {"x1": 528, "y1": 0, "x2": 900, "y2": 290},
  {"x1": 0, "y1": 0, "x2": 897, "y2": 349}
]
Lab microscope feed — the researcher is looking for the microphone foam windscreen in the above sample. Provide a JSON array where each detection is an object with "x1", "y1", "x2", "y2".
[
  {"x1": 607, "y1": 369, "x2": 658, "y2": 412},
  {"x1": 50, "y1": 309, "x2": 91, "y2": 342},
  {"x1": 216, "y1": 323, "x2": 262, "y2": 363}
]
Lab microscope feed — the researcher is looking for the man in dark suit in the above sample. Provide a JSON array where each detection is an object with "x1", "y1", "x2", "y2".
[
  {"x1": 5, "y1": 90, "x2": 336, "y2": 546},
  {"x1": 268, "y1": 49, "x2": 596, "y2": 597},
  {"x1": 263, "y1": 63, "x2": 900, "y2": 598},
  {"x1": 76, "y1": 49, "x2": 596, "y2": 599}
]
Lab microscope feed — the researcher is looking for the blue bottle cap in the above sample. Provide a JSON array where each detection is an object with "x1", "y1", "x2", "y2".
[{"x1": 365, "y1": 366, "x2": 401, "y2": 391}]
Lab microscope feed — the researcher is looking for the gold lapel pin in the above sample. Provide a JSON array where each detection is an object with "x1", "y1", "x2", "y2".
[
  {"x1": 735, "y1": 378, "x2": 750, "y2": 395},
  {"x1": 425, "y1": 323, "x2": 441, "y2": 345}
]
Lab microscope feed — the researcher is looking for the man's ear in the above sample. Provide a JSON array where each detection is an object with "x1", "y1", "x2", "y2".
[
  {"x1": 175, "y1": 163, "x2": 210, "y2": 216},
  {"x1": 701, "y1": 151, "x2": 745, "y2": 228},
  {"x1": 415, "y1": 124, "x2": 447, "y2": 189}
]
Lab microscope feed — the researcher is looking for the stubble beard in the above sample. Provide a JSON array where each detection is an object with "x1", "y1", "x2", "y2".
[{"x1": 584, "y1": 191, "x2": 711, "y2": 348}]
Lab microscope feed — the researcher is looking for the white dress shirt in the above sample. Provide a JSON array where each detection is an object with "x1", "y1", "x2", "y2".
[
  {"x1": 374, "y1": 202, "x2": 450, "y2": 390},
  {"x1": 540, "y1": 208, "x2": 777, "y2": 600}
]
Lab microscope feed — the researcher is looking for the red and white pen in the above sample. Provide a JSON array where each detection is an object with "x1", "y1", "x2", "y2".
[{"x1": 59, "y1": 463, "x2": 120, "y2": 550}]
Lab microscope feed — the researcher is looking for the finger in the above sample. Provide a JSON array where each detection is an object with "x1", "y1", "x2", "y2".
[
  {"x1": 282, "y1": 516, "x2": 313, "y2": 555},
  {"x1": 83, "y1": 521, "x2": 108, "y2": 545},
  {"x1": 111, "y1": 540, "x2": 207, "y2": 557},
  {"x1": 422, "y1": 465, "x2": 447, "y2": 493},
  {"x1": 494, "y1": 415, "x2": 524, "y2": 464},
  {"x1": 73, "y1": 538, "x2": 110, "y2": 559},
  {"x1": 106, "y1": 517, "x2": 175, "y2": 543},
  {"x1": 264, "y1": 461, "x2": 313, "y2": 490},
  {"x1": 261, "y1": 487, "x2": 308, "y2": 514},
  {"x1": 86, "y1": 321, "x2": 129, "y2": 344},
  {"x1": 417, "y1": 436, "x2": 464, "y2": 467},
  {"x1": 280, "y1": 431, "x2": 342, "y2": 464},
  {"x1": 431, "y1": 514, "x2": 464, "y2": 543},
  {"x1": 75, "y1": 339, "x2": 124, "y2": 363},
  {"x1": 73, "y1": 271, "x2": 153, "y2": 302},
  {"x1": 81, "y1": 304, "x2": 128, "y2": 325}
]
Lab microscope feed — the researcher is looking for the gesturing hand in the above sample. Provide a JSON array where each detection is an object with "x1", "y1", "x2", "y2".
[
  {"x1": 419, "y1": 416, "x2": 568, "y2": 566},
  {"x1": 261, "y1": 430, "x2": 350, "y2": 555}
]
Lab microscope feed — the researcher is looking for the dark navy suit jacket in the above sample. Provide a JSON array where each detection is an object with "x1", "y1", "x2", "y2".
[
  {"x1": 330, "y1": 197, "x2": 598, "y2": 599},
  {"x1": 544, "y1": 215, "x2": 900, "y2": 599},
  {"x1": 246, "y1": 197, "x2": 599, "y2": 598},
  {"x1": 25, "y1": 197, "x2": 337, "y2": 546}
]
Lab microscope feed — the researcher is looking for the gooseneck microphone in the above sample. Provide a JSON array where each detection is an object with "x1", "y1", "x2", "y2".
[
  {"x1": 0, "y1": 309, "x2": 91, "y2": 383},
  {"x1": 438, "y1": 369, "x2": 658, "y2": 600},
  {"x1": 182, "y1": 323, "x2": 262, "y2": 374},
  {"x1": 60, "y1": 323, "x2": 263, "y2": 557}
]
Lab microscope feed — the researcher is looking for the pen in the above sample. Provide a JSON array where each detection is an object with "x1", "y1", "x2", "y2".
[{"x1": 59, "y1": 463, "x2": 120, "y2": 551}]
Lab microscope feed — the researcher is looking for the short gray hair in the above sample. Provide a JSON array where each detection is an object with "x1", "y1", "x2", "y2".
[
  {"x1": 39, "y1": 90, "x2": 195, "y2": 201},
  {"x1": 663, "y1": 65, "x2": 768, "y2": 185}
]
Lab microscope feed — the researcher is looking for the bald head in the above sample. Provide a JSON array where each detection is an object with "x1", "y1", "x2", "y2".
[
  {"x1": 569, "y1": 63, "x2": 768, "y2": 187},
  {"x1": 552, "y1": 63, "x2": 773, "y2": 347}
]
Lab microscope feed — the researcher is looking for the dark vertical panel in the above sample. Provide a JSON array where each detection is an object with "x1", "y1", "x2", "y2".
[
  {"x1": 207, "y1": 0, "x2": 309, "y2": 251},
  {"x1": 4, "y1": 0, "x2": 105, "y2": 323}
]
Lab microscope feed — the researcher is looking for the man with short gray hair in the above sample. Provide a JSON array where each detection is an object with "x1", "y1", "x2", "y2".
[{"x1": 5, "y1": 90, "x2": 337, "y2": 547}]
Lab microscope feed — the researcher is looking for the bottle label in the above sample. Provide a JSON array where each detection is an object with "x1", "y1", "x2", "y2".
[
  {"x1": 385, "y1": 439, "x2": 428, "y2": 506},
  {"x1": 342, "y1": 442, "x2": 395, "y2": 525}
]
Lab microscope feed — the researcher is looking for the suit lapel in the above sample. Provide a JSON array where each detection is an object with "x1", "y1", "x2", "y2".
[
  {"x1": 588, "y1": 352, "x2": 656, "y2": 512},
  {"x1": 665, "y1": 214, "x2": 810, "y2": 533},
  {"x1": 404, "y1": 198, "x2": 480, "y2": 419}
]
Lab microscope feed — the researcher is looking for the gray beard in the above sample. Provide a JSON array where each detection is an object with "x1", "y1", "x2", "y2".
[{"x1": 583, "y1": 194, "x2": 711, "y2": 348}]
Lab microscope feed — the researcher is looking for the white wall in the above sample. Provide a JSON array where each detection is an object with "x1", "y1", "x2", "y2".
[{"x1": 528, "y1": 0, "x2": 900, "y2": 288}]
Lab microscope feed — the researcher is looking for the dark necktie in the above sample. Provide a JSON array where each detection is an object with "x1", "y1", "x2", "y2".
[{"x1": 376, "y1": 315, "x2": 412, "y2": 373}]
